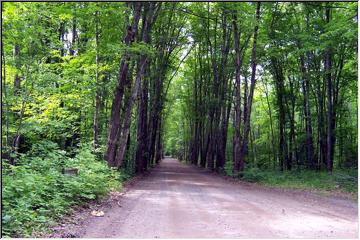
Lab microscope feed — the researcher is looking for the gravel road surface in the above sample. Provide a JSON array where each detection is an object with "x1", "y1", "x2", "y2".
[{"x1": 78, "y1": 158, "x2": 358, "y2": 238}]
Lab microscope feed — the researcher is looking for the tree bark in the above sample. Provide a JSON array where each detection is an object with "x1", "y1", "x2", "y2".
[
  {"x1": 288, "y1": 76, "x2": 297, "y2": 170},
  {"x1": 262, "y1": 79, "x2": 277, "y2": 169},
  {"x1": 135, "y1": 61, "x2": 149, "y2": 173},
  {"x1": 236, "y1": 2, "x2": 261, "y2": 174},
  {"x1": 325, "y1": 2, "x2": 334, "y2": 173},
  {"x1": 93, "y1": 10, "x2": 101, "y2": 151},
  {"x1": 215, "y1": 11, "x2": 232, "y2": 171},
  {"x1": 300, "y1": 55, "x2": 315, "y2": 169},
  {"x1": 114, "y1": 2, "x2": 160, "y2": 169},
  {"x1": 13, "y1": 43, "x2": 21, "y2": 96},
  {"x1": 272, "y1": 58, "x2": 288, "y2": 171},
  {"x1": 232, "y1": 11, "x2": 242, "y2": 174},
  {"x1": 2, "y1": 44, "x2": 9, "y2": 148},
  {"x1": 105, "y1": 3, "x2": 142, "y2": 167}
]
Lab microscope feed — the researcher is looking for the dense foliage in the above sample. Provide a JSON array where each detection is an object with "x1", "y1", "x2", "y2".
[
  {"x1": 1, "y1": 2, "x2": 358, "y2": 237},
  {"x1": 164, "y1": 2, "x2": 357, "y2": 174},
  {"x1": 2, "y1": 141, "x2": 121, "y2": 237}
]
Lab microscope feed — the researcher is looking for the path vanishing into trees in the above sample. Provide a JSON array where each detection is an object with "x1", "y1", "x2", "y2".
[
  {"x1": 2, "y1": 2, "x2": 358, "y2": 238},
  {"x1": 59, "y1": 158, "x2": 357, "y2": 238}
]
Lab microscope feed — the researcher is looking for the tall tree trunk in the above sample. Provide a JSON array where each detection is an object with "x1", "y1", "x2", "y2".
[
  {"x1": 263, "y1": 81, "x2": 277, "y2": 169},
  {"x1": 300, "y1": 55, "x2": 315, "y2": 169},
  {"x1": 135, "y1": 62, "x2": 149, "y2": 173},
  {"x1": 232, "y1": 11, "x2": 242, "y2": 174},
  {"x1": 2, "y1": 44, "x2": 9, "y2": 148},
  {"x1": 316, "y1": 68, "x2": 326, "y2": 169},
  {"x1": 114, "y1": 2, "x2": 160, "y2": 168},
  {"x1": 272, "y1": 59, "x2": 288, "y2": 171},
  {"x1": 236, "y1": 2, "x2": 261, "y2": 174},
  {"x1": 105, "y1": 3, "x2": 142, "y2": 167},
  {"x1": 288, "y1": 76, "x2": 297, "y2": 170},
  {"x1": 206, "y1": 6, "x2": 218, "y2": 171},
  {"x1": 70, "y1": 13, "x2": 77, "y2": 56},
  {"x1": 114, "y1": 59, "x2": 144, "y2": 168},
  {"x1": 155, "y1": 119, "x2": 163, "y2": 163},
  {"x1": 12, "y1": 82, "x2": 28, "y2": 165},
  {"x1": 325, "y1": 3, "x2": 334, "y2": 173},
  {"x1": 93, "y1": 10, "x2": 101, "y2": 151},
  {"x1": 135, "y1": 3, "x2": 161, "y2": 172},
  {"x1": 216, "y1": 11, "x2": 231, "y2": 171}
]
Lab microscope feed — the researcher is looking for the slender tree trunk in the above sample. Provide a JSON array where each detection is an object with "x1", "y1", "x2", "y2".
[
  {"x1": 215, "y1": 12, "x2": 231, "y2": 171},
  {"x1": 70, "y1": 14, "x2": 77, "y2": 56},
  {"x1": 135, "y1": 62, "x2": 149, "y2": 173},
  {"x1": 12, "y1": 82, "x2": 28, "y2": 165},
  {"x1": 114, "y1": 57, "x2": 146, "y2": 168},
  {"x1": 2, "y1": 44, "x2": 9, "y2": 148},
  {"x1": 273, "y1": 60, "x2": 288, "y2": 171},
  {"x1": 288, "y1": 76, "x2": 296, "y2": 170},
  {"x1": 232, "y1": 11, "x2": 242, "y2": 174},
  {"x1": 155, "y1": 119, "x2": 163, "y2": 163},
  {"x1": 263, "y1": 81, "x2": 276, "y2": 169},
  {"x1": 250, "y1": 128, "x2": 256, "y2": 164},
  {"x1": 189, "y1": 51, "x2": 200, "y2": 165},
  {"x1": 13, "y1": 43, "x2": 21, "y2": 96},
  {"x1": 236, "y1": 2, "x2": 261, "y2": 174},
  {"x1": 243, "y1": 75, "x2": 248, "y2": 127},
  {"x1": 325, "y1": 3, "x2": 334, "y2": 173},
  {"x1": 206, "y1": 6, "x2": 218, "y2": 172},
  {"x1": 148, "y1": 68, "x2": 164, "y2": 165},
  {"x1": 300, "y1": 55, "x2": 315, "y2": 169},
  {"x1": 93, "y1": 10, "x2": 101, "y2": 151},
  {"x1": 59, "y1": 21, "x2": 66, "y2": 56},
  {"x1": 316, "y1": 68, "x2": 326, "y2": 169}
]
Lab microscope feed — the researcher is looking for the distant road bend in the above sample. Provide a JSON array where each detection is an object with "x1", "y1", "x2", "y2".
[{"x1": 79, "y1": 158, "x2": 358, "y2": 238}]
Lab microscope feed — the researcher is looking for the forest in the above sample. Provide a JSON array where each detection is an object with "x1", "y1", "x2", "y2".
[{"x1": 1, "y1": 1, "x2": 358, "y2": 237}]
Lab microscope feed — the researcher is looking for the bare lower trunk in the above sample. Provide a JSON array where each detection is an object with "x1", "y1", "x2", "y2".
[
  {"x1": 155, "y1": 120, "x2": 162, "y2": 163},
  {"x1": 300, "y1": 55, "x2": 314, "y2": 169},
  {"x1": 135, "y1": 64, "x2": 149, "y2": 173},
  {"x1": 114, "y1": 58, "x2": 147, "y2": 168}
]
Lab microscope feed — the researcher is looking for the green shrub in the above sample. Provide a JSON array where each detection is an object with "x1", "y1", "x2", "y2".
[
  {"x1": 2, "y1": 141, "x2": 122, "y2": 237},
  {"x1": 224, "y1": 160, "x2": 234, "y2": 177},
  {"x1": 241, "y1": 167, "x2": 264, "y2": 182},
  {"x1": 236, "y1": 167, "x2": 357, "y2": 195}
]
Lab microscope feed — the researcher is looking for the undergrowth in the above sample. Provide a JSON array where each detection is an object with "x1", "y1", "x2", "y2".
[
  {"x1": 1, "y1": 141, "x2": 122, "y2": 237},
  {"x1": 225, "y1": 161, "x2": 357, "y2": 196},
  {"x1": 242, "y1": 167, "x2": 357, "y2": 196}
]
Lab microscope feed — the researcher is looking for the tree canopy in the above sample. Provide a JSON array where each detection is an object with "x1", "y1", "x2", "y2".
[{"x1": 1, "y1": 1, "x2": 358, "y2": 237}]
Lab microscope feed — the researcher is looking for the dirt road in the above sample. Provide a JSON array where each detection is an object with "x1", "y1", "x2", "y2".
[{"x1": 78, "y1": 158, "x2": 357, "y2": 238}]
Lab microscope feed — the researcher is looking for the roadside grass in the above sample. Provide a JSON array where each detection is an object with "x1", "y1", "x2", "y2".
[
  {"x1": 240, "y1": 167, "x2": 358, "y2": 198},
  {"x1": 222, "y1": 160, "x2": 357, "y2": 197},
  {"x1": 1, "y1": 141, "x2": 124, "y2": 238},
  {"x1": 183, "y1": 160, "x2": 357, "y2": 199}
]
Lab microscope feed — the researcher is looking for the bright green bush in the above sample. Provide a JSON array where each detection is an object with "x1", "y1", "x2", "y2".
[{"x1": 2, "y1": 141, "x2": 122, "y2": 237}]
